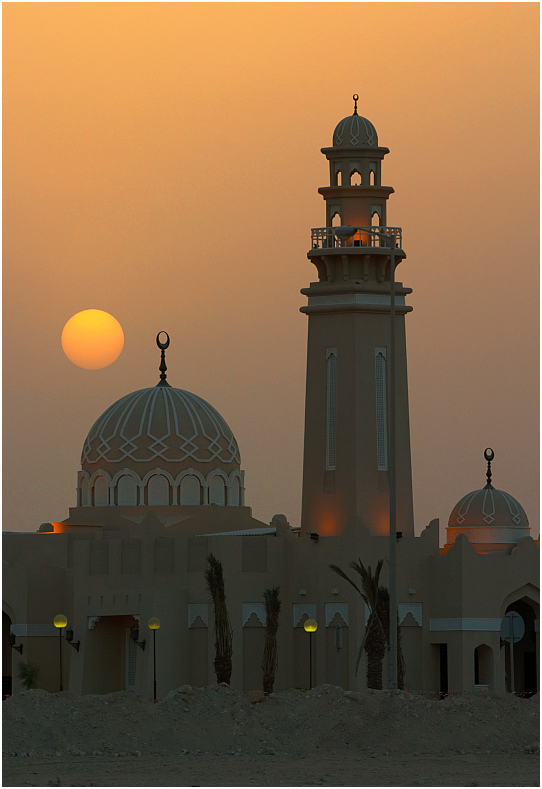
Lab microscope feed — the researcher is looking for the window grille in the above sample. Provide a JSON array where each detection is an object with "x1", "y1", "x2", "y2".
[
  {"x1": 326, "y1": 349, "x2": 337, "y2": 470},
  {"x1": 375, "y1": 348, "x2": 388, "y2": 470}
]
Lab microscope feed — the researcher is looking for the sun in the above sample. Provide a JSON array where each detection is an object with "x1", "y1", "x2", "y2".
[{"x1": 61, "y1": 310, "x2": 124, "y2": 369}]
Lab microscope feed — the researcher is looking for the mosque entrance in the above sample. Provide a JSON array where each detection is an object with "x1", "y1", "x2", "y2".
[
  {"x1": 503, "y1": 598, "x2": 538, "y2": 697},
  {"x1": 82, "y1": 615, "x2": 139, "y2": 695}
]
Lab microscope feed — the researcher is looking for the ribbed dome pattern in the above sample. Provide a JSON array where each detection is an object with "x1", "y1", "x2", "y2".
[
  {"x1": 332, "y1": 114, "x2": 378, "y2": 148},
  {"x1": 81, "y1": 386, "x2": 240, "y2": 468},
  {"x1": 448, "y1": 488, "x2": 528, "y2": 528}
]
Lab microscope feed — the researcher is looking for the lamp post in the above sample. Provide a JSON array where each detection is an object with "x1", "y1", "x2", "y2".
[
  {"x1": 148, "y1": 617, "x2": 160, "y2": 701},
  {"x1": 53, "y1": 614, "x2": 68, "y2": 691},
  {"x1": 378, "y1": 228, "x2": 401, "y2": 691},
  {"x1": 303, "y1": 619, "x2": 317, "y2": 689}
]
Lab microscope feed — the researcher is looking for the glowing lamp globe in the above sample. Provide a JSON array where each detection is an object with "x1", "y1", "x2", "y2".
[
  {"x1": 53, "y1": 614, "x2": 68, "y2": 629},
  {"x1": 148, "y1": 617, "x2": 161, "y2": 630},
  {"x1": 61, "y1": 309, "x2": 124, "y2": 369},
  {"x1": 304, "y1": 619, "x2": 317, "y2": 632}
]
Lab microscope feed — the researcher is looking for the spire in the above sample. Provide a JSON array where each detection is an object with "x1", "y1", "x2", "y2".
[
  {"x1": 156, "y1": 331, "x2": 171, "y2": 387},
  {"x1": 353, "y1": 93, "x2": 359, "y2": 115},
  {"x1": 483, "y1": 447, "x2": 495, "y2": 490}
]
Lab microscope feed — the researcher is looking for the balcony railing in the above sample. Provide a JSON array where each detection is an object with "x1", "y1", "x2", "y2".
[{"x1": 310, "y1": 226, "x2": 402, "y2": 250}]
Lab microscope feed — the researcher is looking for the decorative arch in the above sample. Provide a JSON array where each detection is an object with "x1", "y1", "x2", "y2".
[
  {"x1": 228, "y1": 471, "x2": 242, "y2": 506},
  {"x1": 117, "y1": 474, "x2": 139, "y2": 506},
  {"x1": 180, "y1": 474, "x2": 202, "y2": 505},
  {"x1": 474, "y1": 643, "x2": 494, "y2": 687},
  {"x1": 208, "y1": 470, "x2": 228, "y2": 506},
  {"x1": 147, "y1": 474, "x2": 170, "y2": 506},
  {"x1": 91, "y1": 472, "x2": 111, "y2": 507},
  {"x1": 500, "y1": 584, "x2": 539, "y2": 617},
  {"x1": 350, "y1": 169, "x2": 362, "y2": 186},
  {"x1": 331, "y1": 211, "x2": 342, "y2": 227},
  {"x1": 79, "y1": 471, "x2": 91, "y2": 507}
]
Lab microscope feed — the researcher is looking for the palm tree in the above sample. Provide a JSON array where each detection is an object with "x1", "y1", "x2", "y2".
[
  {"x1": 205, "y1": 553, "x2": 233, "y2": 684},
  {"x1": 262, "y1": 586, "x2": 281, "y2": 695},
  {"x1": 18, "y1": 660, "x2": 39, "y2": 689},
  {"x1": 330, "y1": 558, "x2": 404, "y2": 690}
]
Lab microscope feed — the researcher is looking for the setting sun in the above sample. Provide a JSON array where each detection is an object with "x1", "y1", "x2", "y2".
[{"x1": 61, "y1": 309, "x2": 124, "y2": 369}]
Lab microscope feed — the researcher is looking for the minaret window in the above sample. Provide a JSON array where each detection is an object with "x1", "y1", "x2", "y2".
[
  {"x1": 334, "y1": 166, "x2": 342, "y2": 186},
  {"x1": 350, "y1": 170, "x2": 362, "y2": 186},
  {"x1": 331, "y1": 212, "x2": 342, "y2": 227},
  {"x1": 375, "y1": 348, "x2": 388, "y2": 470},
  {"x1": 326, "y1": 348, "x2": 338, "y2": 471}
]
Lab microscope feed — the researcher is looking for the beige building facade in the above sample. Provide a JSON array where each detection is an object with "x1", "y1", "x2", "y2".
[{"x1": 3, "y1": 104, "x2": 539, "y2": 700}]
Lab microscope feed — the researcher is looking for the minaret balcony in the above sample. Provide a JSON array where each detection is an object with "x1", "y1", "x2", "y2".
[{"x1": 310, "y1": 225, "x2": 402, "y2": 251}]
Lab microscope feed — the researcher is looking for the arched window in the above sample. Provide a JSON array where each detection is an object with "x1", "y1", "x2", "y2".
[
  {"x1": 474, "y1": 644, "x2": 493, "y2": 688},
  {"x1": 148, "y1": 474, "x2": 169, "y2": 506},
  {"x1": 118, "y1": 475, "x2": 138, "y2": 506},
  {"x1": 326, "y1": 348, "x2": 338, "y2": 471},
  {"x1": 375, "y1": 348, "x2": 388, "y2": 470},
  {"x1": 335, "y1": 167, "x2": 342, "y2": 186},
  {"x1": 180, "y1": 475, "x2": 201, "y2": 505},
  {"x1": 331, "y1": 212, "x2": 342, "y2": 227},
  {"x1": 350, "y1": 170, "x2": 362, "y2": 186},
  {"x1": 94, "y1": 476, "x2": 109, "y2": 507},
  {"x1": 370, "y1": 168, "x2": 376, "y2": 185},
  {"x1": 81, "y1": 477, "x2": 90, "y2": 507},
  {"x1": 229, "y1": 477, "x2": 240, "y2": 506},
  {"x1": 209, "y1": 476, "x2": 226, "y2": 506}
]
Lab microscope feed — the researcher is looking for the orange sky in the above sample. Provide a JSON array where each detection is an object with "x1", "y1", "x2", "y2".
[{"x1": 3, "y1": 3, "x2": 539, "y2": 542}]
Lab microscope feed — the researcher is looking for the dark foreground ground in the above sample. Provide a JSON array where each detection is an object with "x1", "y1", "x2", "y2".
[
  {"x1": 2, "y1": 752, "x2": 540, "y2": 787},
  {"x1": 3, "y1": 685, "x2": 539, "y2": 787}
]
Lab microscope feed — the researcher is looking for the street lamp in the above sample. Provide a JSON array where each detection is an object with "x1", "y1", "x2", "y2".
[
  {"x1": 148, "y1": 617, "x2": 160, "y2": 701},
  {"x1": 53, "y1": 614, "x2": 67, "y2": 691},
  {"x1": 303, "y1": 618, "x2": 317, "y2": 689}
]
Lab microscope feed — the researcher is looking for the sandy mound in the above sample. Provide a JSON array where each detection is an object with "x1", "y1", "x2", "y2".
[{"x1": 3, "y1": 684, "x2": 539, "y2": 760}]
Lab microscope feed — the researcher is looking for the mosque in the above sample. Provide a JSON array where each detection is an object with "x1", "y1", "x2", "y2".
[{"x1": 3, "y1": 102, "x2": 539, "y2": 700}]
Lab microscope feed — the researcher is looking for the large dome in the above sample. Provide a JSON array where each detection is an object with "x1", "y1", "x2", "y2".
[
  {"x1": 81, "y1": 386, "x2": 240, "y2": 471},
  {"x1": 76, "y1": 339, "x2": 245, "y2": 510},
  {"x1": 332, "y1": 113, "x2": 378, "y2": 148}
]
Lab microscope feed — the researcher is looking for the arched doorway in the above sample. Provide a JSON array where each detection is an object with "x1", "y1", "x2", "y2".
[{"x1": 504, "y1": 598, "x2": 538, "y2": 696}]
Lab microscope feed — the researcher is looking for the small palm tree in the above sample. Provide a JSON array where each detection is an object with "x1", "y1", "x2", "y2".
[
  {"x1": 206, "y1": 553, "x2": 233, "y2": 684},
  {"x1": 262, "y1": 586, "x2": 281, "y2": 695},
  {"x1": 330, "y1": 558, "x2": 404, "y2": 690},
  {"x1": 18, "y1": 660, "x2": 39, "y2": 690}
]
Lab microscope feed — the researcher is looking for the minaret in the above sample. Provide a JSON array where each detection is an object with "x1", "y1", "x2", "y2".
[{"x1": 300, "y1": 98, "x2": 414, "y2": 538}]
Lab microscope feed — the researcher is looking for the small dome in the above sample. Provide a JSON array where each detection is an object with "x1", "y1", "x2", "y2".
[
  {"x1": 81, "y1": 386, "x2": 240, "y2": 474},
  {"x1": 333, "y1": 113, "x2": 378, "y2": 148},
  {"x1": 448, "y1": 488, "x2": 529, "y2": 530},
  {"x1": 445, "y1": 449, "x2": 530, "y2": 552}
]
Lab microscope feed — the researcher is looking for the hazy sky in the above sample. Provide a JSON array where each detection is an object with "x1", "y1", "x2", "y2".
[{"x1": 3, "y1": 3, "x2": 539, "y2": 544}]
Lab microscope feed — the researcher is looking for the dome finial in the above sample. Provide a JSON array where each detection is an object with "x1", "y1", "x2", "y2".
[
  {"x1": 484, "y1": 447, "x2": 495, "y2": 489},
  {"x1": 156, "y1": 331, "x2": 171, "y2": 387},
  {"x1": 353, "y1": 94, "x2": 359, "y2": 115}
]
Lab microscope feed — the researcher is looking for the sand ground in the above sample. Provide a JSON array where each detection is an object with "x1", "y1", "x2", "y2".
[{"x1": 3, "y1": 685, "x2": 539, "y2": 787}]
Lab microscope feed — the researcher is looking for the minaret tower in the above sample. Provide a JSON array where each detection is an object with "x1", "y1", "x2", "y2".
[{"x1": 300, "y1": 98, "x2": 414, "y2": 538}]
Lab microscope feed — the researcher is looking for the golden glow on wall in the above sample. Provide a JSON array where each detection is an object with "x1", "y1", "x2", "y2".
[
  {"x1": 61, "y1": 310, "x2": 124, "y2": 369},
  {"x1": 318, "y1": 511, "x2": 339, "y2": 537}
]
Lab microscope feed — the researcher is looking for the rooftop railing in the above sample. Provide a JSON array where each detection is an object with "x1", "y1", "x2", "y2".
[{"x1": 311, "y1": 226, "x2": 402, "y2": 250}]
